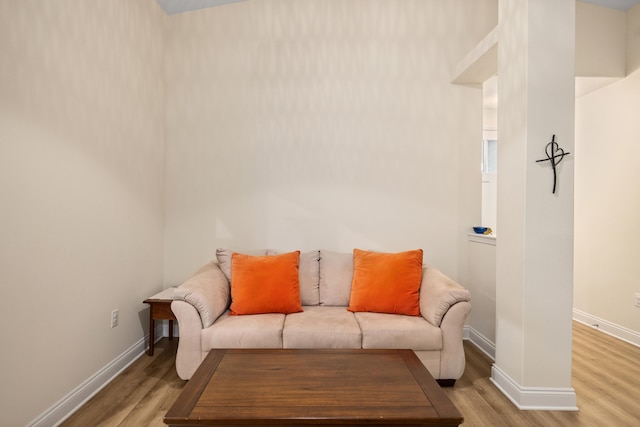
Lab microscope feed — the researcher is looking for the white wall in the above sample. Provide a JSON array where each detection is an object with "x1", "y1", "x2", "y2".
[
  {"x1": 630, "y1": 4, "x2": 640, "y2": 74},
  {"x1": 163, "y1": 0, "x2": 498, "y2": 285},
  {"x1": 0, "y1": 1, "x2": 166, "y2": 425},
  {"x1": 464, "y1": 3, "x2": 640, "y2": 359},
  {"x1": 482, "y1": 76, "x2": 497, "y2": 232},
  {"x1": 574, "y1": 3, "x2": 640, "y2": 337},
  {"x1": 467, "y1": 239, "x2": 496, "y2": 351},
  {"x1": 576, "y1": 1, "x2": 626, "y2": 77},
  {"x1": 495, "y1": 0, "x2": 575, "y2": 396}
]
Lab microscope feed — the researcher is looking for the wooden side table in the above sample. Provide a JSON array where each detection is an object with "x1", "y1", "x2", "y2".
[{"x1": 143, "y1": 287, "x2": 177, "y2": 356}]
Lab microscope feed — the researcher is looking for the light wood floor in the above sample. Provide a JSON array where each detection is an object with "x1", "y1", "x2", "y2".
[{"x1": 61, "y1": 321, "x2": 640, "y2": 426}]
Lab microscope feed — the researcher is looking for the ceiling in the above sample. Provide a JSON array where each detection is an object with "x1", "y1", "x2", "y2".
[
  {"x1": 156, "y1": 0, "x2": 640, "y2": 15},
  {"x1": 156, "y1": 0, "x2": 246, "y2": 15},
  {"x1": 581, "y1": 0, "x2": 640, "y2": 10}
]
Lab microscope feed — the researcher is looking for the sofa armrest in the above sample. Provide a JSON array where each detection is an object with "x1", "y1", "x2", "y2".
[
  {"x1": 419, "y1": 266, "x2": 471, "y2": 327},
  {"x1": 171, "y1": 300, "x2": 205, "y2": 380},
  {"x1": 439, "y1": 300, "x2": 472, "y2": 380},
  {"x1": 172, "y1": 261, "x2": 230, "y2": 328}
]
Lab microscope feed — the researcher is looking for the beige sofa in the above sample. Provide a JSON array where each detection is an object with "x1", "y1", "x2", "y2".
[{"x1": 170, "y1": 250, "x2": 471, "y2": 385}]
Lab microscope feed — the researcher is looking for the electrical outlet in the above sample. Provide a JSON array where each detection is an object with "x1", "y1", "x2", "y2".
[
  {"x1": 635, "y1": 293, "x2": 640, "y2": 308},
  {"x1": 111, "y1": 309, "x2": 119, "y2": 328}
]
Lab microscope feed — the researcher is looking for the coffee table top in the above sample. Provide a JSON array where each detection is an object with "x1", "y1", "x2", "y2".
[{"x1": 165, "y1": 349, "x2": 462, "y2": 426}]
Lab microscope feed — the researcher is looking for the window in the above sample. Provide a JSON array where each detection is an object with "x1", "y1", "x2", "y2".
[
  {"x1": 482, "y1": 139, "x2": 497, "y2": 174},
  {"x1": 481, "y1": 76, "x2": 497, "y2": 234}
]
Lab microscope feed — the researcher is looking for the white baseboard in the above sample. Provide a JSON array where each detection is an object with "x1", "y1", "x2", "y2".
[
  {"x1": 490, "y1": 365, "x2": 578, "y2": 411},
  {"x1": 573, "y1": 309, "x2": 640, "y2": 348},
  {"x1": 464, "y1": 326, "x2": 496, "y2": 360},
  {"x1": 466, "y1": 311, "x2": 640, "y2": 363},
  {"x1": 469, "y1": 313, "x2": 639, "y2": 412},
  {"x1": 35, "y1": 315, "x2": 631, "y2": 424},
  {"x1": 27, "y1": 324, "x2": 164, "y2": 427}
]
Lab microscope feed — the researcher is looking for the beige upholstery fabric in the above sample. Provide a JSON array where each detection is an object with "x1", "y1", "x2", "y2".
[
  {"x1": 319, "y1": 250, "x2": 353, "y2": 306},
  {"x1": 216, "y1": 248, "x2": 320, "y2": 306},
  {"x1": 298, "y1": 251, "x2": 320, "y2": 306},
  {"x1": 438, "y1": 301, "x2": 472, "y2": 379},
  {"x1": 414, "y1": 351, "x2": 441, "y2": 379},
  {"x1": 202, "y1": 311, "x2": 285, "y2": 349},
  {"x1": 355, "y1": 312, "x2": 442, "y2": 351},
  {"x1": 171, "y1": 253, "x2": 472, "y2": 381},
  {"x1": 215, "y1": 248, "x2": 274, "y2": 282},
  {"x1": 419, "y1": 266, "x2": 471, "y2": 327},
  {"x1": 283, "y1": 306, "x2": 361, "y2": 349},
  {"x1": 171, "y1": 300, "x2": 206, "y2": 380},
  {"x1": 172, "y1": 261, "x2": 229, "y2": 328}
]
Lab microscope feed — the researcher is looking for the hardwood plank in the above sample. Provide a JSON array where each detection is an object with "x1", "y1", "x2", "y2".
[
  {"x1": 60, "y1": 339, "x2": 185, "y2": 427},
  {"x1": 117, "y1": 362, "x2": 186, "y2": 427},
  {"x1": 442, "y1": 322, "x2": 640, "y2": 427},
  {"x1": 61, "y1": 322, "x2": 640, "y2": 427}
]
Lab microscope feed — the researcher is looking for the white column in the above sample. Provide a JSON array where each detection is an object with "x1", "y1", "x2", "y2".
[{"x1": 493, "y1": 0, "x2": 577, "y2": 410}]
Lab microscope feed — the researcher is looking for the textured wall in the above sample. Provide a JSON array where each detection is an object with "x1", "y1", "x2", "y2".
[
  {"x1": 467, "y1": 240, "x2": 497, "y2": 347},
  {"x1": 496, "y1": 0, "x2": 575, "y2": 392},
  {"x1": 576, "y1": 1, "x2": 626, "y2": 77},
  {"x1": 163, "y1": 0, "x2": 497, "y2": 285},
  {"x1": 0, "y1": 1, "x2": 165, "y2": 425},
  {"x1": 574, "y1": 4, "x2": 640, "y2": 336}
]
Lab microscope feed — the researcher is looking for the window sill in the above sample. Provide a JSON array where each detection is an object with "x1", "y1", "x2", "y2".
[{"x1": 467, "y1": 232, "x2": 496, "y2": 246}]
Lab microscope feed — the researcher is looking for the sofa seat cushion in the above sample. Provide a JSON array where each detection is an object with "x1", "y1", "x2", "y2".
[
  {"x1": 283, "y1": 306, "x2": 361, "y2": 349},
  {"x1": 202, "y1": 311, "x2": 285, "y2": 349},
  {"x1": 354, "y1": 312, "x2": 442, "y2": 351}
]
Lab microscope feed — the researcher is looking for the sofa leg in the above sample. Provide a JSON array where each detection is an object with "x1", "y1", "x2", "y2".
[{"x1": 436, "y1": 379, "x2": 456, "y2": 387}]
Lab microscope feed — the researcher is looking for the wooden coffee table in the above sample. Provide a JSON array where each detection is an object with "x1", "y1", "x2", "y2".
[{"x1": 164, "y1": 349, "x2": 463, "y2": 426}]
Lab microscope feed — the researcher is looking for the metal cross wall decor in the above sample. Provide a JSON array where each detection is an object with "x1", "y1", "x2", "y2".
[{"x1": 535, "y1": 134, "x2": 570, "y2": 194}]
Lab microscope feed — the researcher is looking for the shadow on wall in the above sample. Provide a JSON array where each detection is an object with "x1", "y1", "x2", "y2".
[
  {"x1": 0, "y1": 0, "x2": 165, "y2": 209},
  {"x1": 629, "y1": 5, "x2": 640, "y2": 74},
  {"x1": 163, "y1": 0, "x2": 497, "y2": 282}
]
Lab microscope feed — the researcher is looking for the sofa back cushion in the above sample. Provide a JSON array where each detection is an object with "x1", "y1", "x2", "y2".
[
  {"x1": 216, "y1": 248, "x2": 276, "y2": 281},
  {"x1": 319, "y1": 250, "x2": 354, "y2": 306},
  {"x1": 299, "y1": 251, "x2": 320, "y2": 306},
  {"x1": 217, "y1": 248, "x2": 320, "y2": 306}
]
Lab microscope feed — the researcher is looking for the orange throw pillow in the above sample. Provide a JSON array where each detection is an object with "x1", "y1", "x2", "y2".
[
  {"x1": 348, "y1": 249, "x2": 423, "y2": 316},
  {"x1": 230, "y1": 251, "x2": 303, "y2": 315}
]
